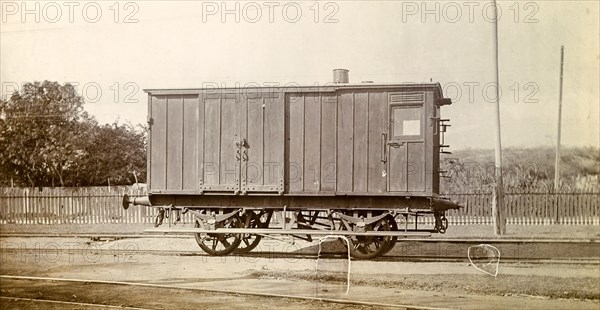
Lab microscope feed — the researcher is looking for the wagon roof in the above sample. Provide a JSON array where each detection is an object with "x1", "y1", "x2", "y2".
[{"x1": 144, "y1": 82, "x2": 444, "y2": 96}]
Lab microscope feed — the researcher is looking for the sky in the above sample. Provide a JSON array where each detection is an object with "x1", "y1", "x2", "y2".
[{"x1": 1, "y1": 0, "x2": 599, "y2": 150}]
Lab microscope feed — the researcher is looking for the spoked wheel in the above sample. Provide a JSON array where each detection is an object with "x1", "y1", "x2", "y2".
[
  {"x1": 381, "y1": 215, "x2": 398, "y2": 256},
  {"x1": 194, "y1": 215, "x2": 242, "y2": 256},
  {"x1": 235, "y1": 210, "x2": 270, "y2": 253},
  {"x1": 343, "y1": 215, "x2": 393, "y2": 260}
]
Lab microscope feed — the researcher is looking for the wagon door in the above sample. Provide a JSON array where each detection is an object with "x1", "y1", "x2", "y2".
[
  {"x1": 386, "y1": 92, "x2": 426, "y2": 192},
  {"x1": 200, "y1": 93, "x2": 242, "y2": 193},
  {"x1": 239, "y1": 92, "x2": 285, "y2": 194}
]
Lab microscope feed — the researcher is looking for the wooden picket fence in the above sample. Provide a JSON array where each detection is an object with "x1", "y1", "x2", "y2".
[
  {"x1": 442, "y1": 193, "x2": 600, "y2": 226},
  {"x1": 0, "y1": 188, "x2": 598, "y2": 225}
]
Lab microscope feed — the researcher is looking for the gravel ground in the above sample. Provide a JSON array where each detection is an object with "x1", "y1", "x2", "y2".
[{"x1": 1, "y1": 235, "x2": 599, "y2": 309}]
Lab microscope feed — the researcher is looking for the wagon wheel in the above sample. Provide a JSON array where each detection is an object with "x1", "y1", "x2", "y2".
[
  {"x1": 235, "y1": 210, "x2": 270, "y2": 253},
  {"x1": 194, "y1": 215, "x2": 242, "y2": 256},
  {"x1": 341, "y1": 215, "x2": 392, "y2": 260},
  {"x1": 381, "y1": 215, "x2": 398, "y2": 256}
]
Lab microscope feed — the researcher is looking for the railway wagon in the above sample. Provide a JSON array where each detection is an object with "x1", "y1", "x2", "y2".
[{"x1": 124, "y1": 70, "x2": 459, "y2": 259}]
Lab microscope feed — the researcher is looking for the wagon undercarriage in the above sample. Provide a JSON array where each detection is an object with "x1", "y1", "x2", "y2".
[{"x1": 138, "y1": 203, "x2": 453, "y2": 259}]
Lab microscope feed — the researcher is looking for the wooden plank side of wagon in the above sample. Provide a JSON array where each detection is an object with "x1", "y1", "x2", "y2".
[
  {"x1": 264, "y1": 93, "x2": 285, "y2": 191},
  {"x1": 320, "y1": 94, "x2": 337, "y2": 192},
  {"x1": 367, "y1": 91, "x2": 386, "y2": 193},
  {"x1": 166, "y1": 96, "x2": 184, "y2": 191},
  {"x1": 287, "y1": 93, "x2": 305, "y2": 193},
  {"x1": 203, "y1": 97, "x2": 222, "y2": 188},
  {"x1": 182, "y1": 95, "x2": 199, "y2": 191},
  {"x1": 336, "y1": 91, "x2": 354, "y2": 192},
  {"x1": 150, "y1": 96, "x2": 167, "y2": 191},
  {"x1": 303, "y1": 93, "x2": 321, "y2": 192},
  {"x1": 245, "y1": 97, "x2": 264, "y2": 188},
  {"x1": 353, "y1": 92, "x2": 369, "y2": 193}
]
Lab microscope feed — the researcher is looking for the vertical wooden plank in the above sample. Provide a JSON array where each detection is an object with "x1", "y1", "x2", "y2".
[
  {"x1": 424, "y1": 90, "x2": 435, "y2": 194},
  {"x1": 74, "y1": 191, "x2": 79, "y2": 224},
  {"x1": 4, "y1": 190, "x2": 9, "y2": 224},
  {"x1": 204, "y1": 97, "x2": 221, "y2": 187},
  {"x1": 41, "y1": 190, "x2": 45, "y2": 224},
  {"x1": 592, "y1": 194, "x2": 600, "y2": 225},
  {"x1": 220, "y1": 96, "x2": 239, "y2": 188},
  {"x1": 43, "y1": 190, "x2": 47, "y2": 224},
  {"x1": 246, "y1": 98, "x2": 264, "y2": 187},
  {"x1": 566, "y1": 194, "x2": 570, "y2": 224},
  {"x1": 571, "y1": 194, "x2": 576, "y2": 225},
  {"x1": 150, "y1": 96, "x2": 167, "y2": 190},
  {"x1": 99, "y1": 192, "x2": 103, "y2": 224},
  {"x1": 14, "y1": 190, "x2": 18, "y2": 223},
  {"x1": 527, "y1": 194, "x2": 532, "y2": 225},
  {"x1": 89, "y1": 190, "x2": 93, "y2": 224},
  {"x1": 197, "y1": 94, "x2": 205, "y2": 190},
  {"x1": 516, "y1": 194, "x2": 520, "y2": 225},
  {"x1": 183, "y1": 95, "x2": 199, "y2": 191},
  {"x1": 304, "y1": 94, "x2": 321, "y2": 192},
  {"x1": 32, "y1": 190, "x2": 37, "y2": 224},
  {"x1": 407, "y1": 143, "x2": 425, "y2": 192},
  {"x1": 56, "y1": 189, "x2": 60, "y2": 224},
  {"x1": 367, "y1": 92, "x2": 386, "y2": 193},
  {"x1": 166, "y1": 96, "x2": 184, "y2": 190},
  {"x1": 264, "y1": 93, "x2": 285, "y2": 190},
  {"x1": 28, "y1": 190, "x2": 33, "y2": 224},
  {"x1": 337, "y1": 92, "x2": 354, "y2": 192},
  {"x1": 581, "y1": 194, "x2": 587, "y2": 225},
  {"x1": 542, "y1": 193, "x2": 548, "y2": 225},
  {"x1": 80, "y1": 189, "x2": 90, "y2": 224},
  {"x1": 52, "y1": 190, "x2": 56, "y2": 224},
  {"x1": 388, "y1": 143, "x2": 407, "y2": 192},
  {"x1": 530, "y1": 194, "x2": 540, "y2": 225},
  {"x1": 353, "y1": 92, "x2": 368, "y2": 193},
  {"x1": 69, "y1": 191, "x2": 75, "y2": 224},
  {"x1": 118, "y1": 191, "x2": 123, "y2": 223},
  {"x1": 522, "y1": 195, "x2": 532, "y2": 225},
  {"x1": 586, "y1": 194, "x2": 592, "y2": 224},
  {"x1": 40, "y1": 190, "x2": 44, "y2": 224},
  {"x1": 24, "y1": 189, "x2": 28, "y2": 224},
  {"x1": 320, "y1": 94, "x2": 337, "y2": 192},
  {"x1": 54, "y1": 191, "x2": 58, "y2": 224},
  {"x1": 84, "y1": 189, "x2": 89, "y2": 224},
  {"x1": 556, "y1": 193, "x2": 560, "y2": 225},
  {"x1": 99, "y1": 192, "x2": 104, "y2": 224},
  {"x1": 511, "y1": 194, "x2": 516, "y2": 225},
  {"x1": 287, "y1": 94, "x2": 304, "y2": 193},
  {"x1": 578, "y1": 194, "x2": 583, "y2": 225}
]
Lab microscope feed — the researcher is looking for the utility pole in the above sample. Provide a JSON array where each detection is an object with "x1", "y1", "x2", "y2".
[
  {"x1": 554, "y1": 46, "x2": 565, "y2": 191},
  {"x1": 491, "y1": 0, "x2": 506, "y2": 235}
]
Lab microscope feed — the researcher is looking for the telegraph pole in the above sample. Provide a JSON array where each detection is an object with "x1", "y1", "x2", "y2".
[
  {"x1": 491, "y1": 0, "x2": 506, "y2": 235},
  {"x1": 554, "y1": 46, "x2": 565, "y2": 191}
]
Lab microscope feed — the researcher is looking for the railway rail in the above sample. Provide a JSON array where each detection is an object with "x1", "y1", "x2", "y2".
[
  {"x1": 1, "y1": 234, "x2": 598, "y2": 262},
  {"x1": 0, "y1": 275, "x2": 444, "y2": 310}
]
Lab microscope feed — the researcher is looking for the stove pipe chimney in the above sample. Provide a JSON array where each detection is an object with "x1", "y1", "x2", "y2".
[{"x1": 333, "y1": 69, "x2": 349, "y2": 84}]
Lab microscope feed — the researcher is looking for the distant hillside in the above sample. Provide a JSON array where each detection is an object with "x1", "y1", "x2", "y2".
[{"x1": 440, "y1": 147, "x2": 600, "y2": 193}]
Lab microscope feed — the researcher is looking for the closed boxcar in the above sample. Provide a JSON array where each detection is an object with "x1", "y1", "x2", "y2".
[{"x1": 125, "y1": 70, "x2": 458, "y2": 259}]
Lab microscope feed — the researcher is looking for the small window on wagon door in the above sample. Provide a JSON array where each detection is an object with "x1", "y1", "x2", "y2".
[{"x1": 391, "y1": 106, "x2": 422, "y2": 140}]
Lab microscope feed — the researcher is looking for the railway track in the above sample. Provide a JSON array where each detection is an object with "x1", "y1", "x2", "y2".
[
  {"x1": 0, "y1": 275, "x2": 445, "y2": 310},
  {"x1": 0, "y1": 296, "x2": 152, "y2": 310},
  {"x1": 1, "y1": 233, "x2": 598, "y2": 262}
]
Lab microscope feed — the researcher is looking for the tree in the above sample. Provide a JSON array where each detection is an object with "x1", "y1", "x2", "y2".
[
  {"x1": 71, "y1": 121, "x2": 147, "y2": 186},
  {"x1": 0, "y1": 81, "x2": 92, "y2": 187},
  {"x1": 0, "y1": 81, "x2": 147, "y2": 187}
]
